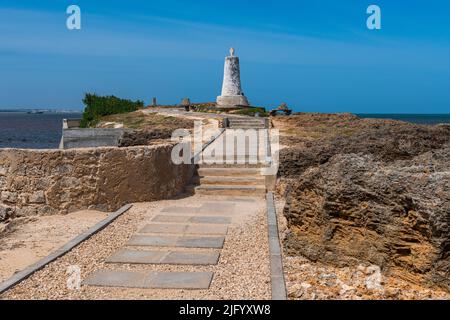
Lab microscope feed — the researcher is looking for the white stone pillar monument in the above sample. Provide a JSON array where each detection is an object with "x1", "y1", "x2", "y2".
[{"x1": 216, "y1": 48, "x2": 249, "y2": 108}]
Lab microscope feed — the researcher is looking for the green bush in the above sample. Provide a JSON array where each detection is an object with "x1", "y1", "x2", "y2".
[{"x1": 80, "y1": 93, "x2": 144, "y2": 127}]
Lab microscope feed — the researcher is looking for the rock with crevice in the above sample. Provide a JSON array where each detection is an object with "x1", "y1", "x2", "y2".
[
  {"x1": 283, "y1": 149, "x2": 450, "y2": 291},
  {"x1": 119, "y1": 129, "x2": 173, "y2": 147},
  {"x1": 275, "y1": 114, "x2": 450, "y2": 293}
]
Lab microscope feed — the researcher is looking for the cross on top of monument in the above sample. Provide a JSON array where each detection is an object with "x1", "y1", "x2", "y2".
[{"x1": 216, "y1": 46, "x2": 249, "y2": 107}]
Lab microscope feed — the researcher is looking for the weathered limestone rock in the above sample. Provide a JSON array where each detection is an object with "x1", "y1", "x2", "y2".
[
  {"x1": 0, "y1": 205, "x2": 13, "y2": 222},
  {"x1": 0, "y1": 166, "x2": 7, "y2": 176},
  {"x1": 277, "y1": 114, "x2": 450, "y2": 292},
  {"x1": 1, "y1": 191, "x2": 18, "y2": 203},
  {"x1": 284, "y1": 151, "x2": 450, "y2": 290},
  {"x1": 29, "y1": 191, "x2": 45, "y2": 204},
  {"x1": 216, "y1": 48, "x2": 249, "y2": 108},
  {"x1": 119, "y1": 129, "x2": 173, "y2": 147},
  {"x1": 0, "y1": 144, "x2": 194, "y2": 219},
  {"x1": 15, "y1": 206, "x2": 38, "y2": 217}
]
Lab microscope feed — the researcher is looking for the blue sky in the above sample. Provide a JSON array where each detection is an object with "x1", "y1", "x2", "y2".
[{"x1": 0, "y1": 0, "x2": 449, "y2": 113}]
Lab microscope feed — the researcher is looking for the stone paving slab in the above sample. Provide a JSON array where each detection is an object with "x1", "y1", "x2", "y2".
[
  {"x1": 158, "y1": 211, "x2": 236, "y2": 217},
  {"x1": 84, "y1": 270, "x2": 213, "y2": 289},
  {"x1": 150, "y1": 271, "x2": 213, "y2": 289},
  {"x1": 161, "y1": 206, "x2": 201, "y2": 213},
  {"x1": 191, "y1": 216, "x2": 231, "y2": 224},
  {"x1": 224, "y1": 197, "x2": 257, "y2": 202},
  {"x1": 185, "y1": 224, "x2": 228, "y2": 235},
  {"x1": 160, "y1": 203, "x2": 236, "y2": 215},
  {"x1": 138, "y1": 223, "x2": 228, "y2": 235},
  {"x1": 106, "y1": 249, "x2": 167, "y2": 264},
  {"x1": 164, "y1": 251, "x2": 220, "y2": 265},
  {"x1": 177, "y1": 236, "x2": 225, "y2": 248},
  {"x1": 152, "y1": 215, "x2": 190, "y2": 223},
  {"x1": 139, "y1": 224, "x2": 186, "y2": 234},
  {"x1": 199, "y1": 203, "x2": 236, "y2": 213},
  {"x1": 84, "y1": 270, "x2": 149, "y2": 288},
  {"x1": 160, "y1": 207, "x2": 236, "y2": 216},
  {"x1": 152, "y1": 215, "x2": 231, "y2": 224},
  {"x1": 128, "y1": 235, "x2": 178, "y2": 247},
  {"x1": 127, "y1": 235, "x2": 225, "y2": 248},
  {"x1": 106, "y1": 249, "x2": 220, "y2": 265}
]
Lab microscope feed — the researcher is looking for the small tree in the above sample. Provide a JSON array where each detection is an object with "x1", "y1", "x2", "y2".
[{"x1": 80, "y1": 93, "x2": 144, "y2": 127}]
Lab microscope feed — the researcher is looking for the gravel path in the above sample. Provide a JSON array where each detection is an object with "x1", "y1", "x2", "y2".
[{"x1": 1, "y1": 195, "x2": 270, "y2": 300}]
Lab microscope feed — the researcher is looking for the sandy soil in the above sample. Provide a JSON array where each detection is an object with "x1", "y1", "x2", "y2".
[
  {"x1": 0, "y1": 210, "x2": 108, "y2": 283},
  {"x1": 1, "y1": 195, "x2": 271, "y2": 300}
]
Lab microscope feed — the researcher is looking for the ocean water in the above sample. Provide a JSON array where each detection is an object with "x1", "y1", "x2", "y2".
[
  {"x1": 0, "y1": 112, "x2": 448, "y2": 149},
  {"x1": 0, "y1": 112, "x2": 82, "y2": 149}
]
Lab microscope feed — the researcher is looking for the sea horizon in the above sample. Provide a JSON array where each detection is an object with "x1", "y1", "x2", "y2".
[
  {"x1": 1, "y1": 108, "x2": 449, "y2": 115},
  {"x1": 356, "y1": 113, "x2": 450, "y2": 125},
  {"x1": 0, "y1": 111, "x2": 449, "y2": 150}
]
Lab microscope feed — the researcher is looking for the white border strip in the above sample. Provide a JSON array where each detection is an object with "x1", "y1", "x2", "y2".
[{"x1": 266, "y1": 192, "x2": 287, "y2": 300}]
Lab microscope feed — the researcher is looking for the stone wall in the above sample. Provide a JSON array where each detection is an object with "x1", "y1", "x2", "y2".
[
  {"x1": 61, "y1": 128, "x2": 124, "y2": 149},
  {"x1": 0, "y1": 144, "x2": 194, "y2": 221}
]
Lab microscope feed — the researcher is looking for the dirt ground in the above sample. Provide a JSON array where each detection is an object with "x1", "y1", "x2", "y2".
[{"x1": 0, "y1": 210, "x2": 108, "y2": 283}]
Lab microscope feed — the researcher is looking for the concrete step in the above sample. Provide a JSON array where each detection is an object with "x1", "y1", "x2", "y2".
[
  {"x1": 228, "y1": 118, "x2": 266, "y2": 123},
  {"x1": 193, "y1": 175, "x2": 265, "y2": 186},
  {"x1": 198, "y1": 162, "x2": 270, "y2": 168},
  {"x1": 201, "y1": 155, "x2": 268, "y2": 162},
  {"x1": 198, "y1": 167, "x2": 261, "y2": 176},
  {"x1": 201, "y1": 160, "x2": 268, "y2": 166},
  {"x1": 228, "y1": 125, "x2": 267, "y2": 129},
  {"x1": 228, "y1": 120, "x2": 266, "y2": 124},
  {"x1": 190, "y1": 184, "x2": 266, "y2": 197},
  {"x1": 228, "y1": 121, "x2": 266, "y2": 127},
  {"x1": 228, "y1": 122, "x2": 266, "y2": 126},
  {"x1": 228, "y1": 121, "x2": 266, "y2": 124}
]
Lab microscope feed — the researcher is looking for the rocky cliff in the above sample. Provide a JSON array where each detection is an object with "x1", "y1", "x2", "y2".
[{"x1": 274, "y1": 114, "x2": 450, "y2": 293}]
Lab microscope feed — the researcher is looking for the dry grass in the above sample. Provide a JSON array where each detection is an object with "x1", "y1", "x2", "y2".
[
  {"x1": 273, "y1": 113, "x2": 363, "y2": 141},
  {"x1": 99, "y1": 111, "x2": 194, "y2": 130}
]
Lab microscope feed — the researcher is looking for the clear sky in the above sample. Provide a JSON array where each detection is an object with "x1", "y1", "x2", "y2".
[{"x1": 0, "y1": 0, "x2": 449, "y2": 113}]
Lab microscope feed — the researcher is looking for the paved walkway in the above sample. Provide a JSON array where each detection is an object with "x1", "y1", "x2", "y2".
[
  {"x1": 2, "y1": 195, "x2": 270, "y2": 299},
  {"x1": 84, "y1": 200, "x2": 234, "y2": 290},
  {"x1": 1, "y1": 112, "x2": 276, "y2": 299},
  {"x1": 83, "y1": 196, "x2": 270, "y2": 297}
]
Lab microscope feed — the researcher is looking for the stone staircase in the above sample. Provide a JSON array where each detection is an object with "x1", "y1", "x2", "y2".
[
  {"x1": 188, "y1": 116, "x2": 270, "y2": 197},
  {"x1": 190, "y1": 166, "x2": 266, "y2": 197},
  {"x1": 227, "y1": 117, "x2": 267, "y2": 129}
]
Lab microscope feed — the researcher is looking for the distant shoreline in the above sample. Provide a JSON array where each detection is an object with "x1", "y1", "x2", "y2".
[{"x1": 0, "y1": 110, "x2": 82, "y2": 113}]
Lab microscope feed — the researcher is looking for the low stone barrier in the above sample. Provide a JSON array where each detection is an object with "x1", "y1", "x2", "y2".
[
  {"x1": 0, "y1": 144, "x2": 194, "y2": 220},
  {"x1": 60, "y1": 128, "x2": 124, "y2": 149}
]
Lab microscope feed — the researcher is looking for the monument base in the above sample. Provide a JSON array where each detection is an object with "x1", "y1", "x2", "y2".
[{"x1": 216, "y1": 95, "x2": 249, "y2": 108}]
